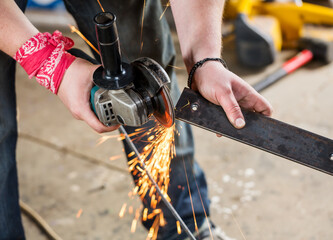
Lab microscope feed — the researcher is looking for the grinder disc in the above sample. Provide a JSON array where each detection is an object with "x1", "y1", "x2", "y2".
[
  {"x1": 131, "y1": 57, "x2": 175, "y2": 128},
  {"x1": 153, "y1": 86, "x2": 175, "y2": 128}
]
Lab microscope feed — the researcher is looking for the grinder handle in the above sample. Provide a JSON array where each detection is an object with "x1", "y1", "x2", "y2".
[{"x1": 94, "y1": 12, "x2": 122, "y2": 77}]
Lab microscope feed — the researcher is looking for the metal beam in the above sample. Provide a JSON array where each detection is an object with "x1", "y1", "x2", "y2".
[{"x1": 175, "y1": 88, "x2": 333, "y2": 176}]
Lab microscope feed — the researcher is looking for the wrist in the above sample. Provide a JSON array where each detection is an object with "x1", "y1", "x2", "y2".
[
  {"x1": 183, "y1": 47, "x2": 221, "y2": 73},
  {"x1": 14, "y1": 31, "x2": 76, "y2": 94},
  {"x1": 187, "y1": 57, "x2": 228, "y2": 89}
]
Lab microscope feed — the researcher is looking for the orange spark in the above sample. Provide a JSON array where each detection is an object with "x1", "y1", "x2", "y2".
[
  {"x1": 192, "y1": 165, "x2": 214, "y2": 239},
  {"x1": 128, "y1": 151, "x2": 135, "y2": 158},
  {"x1": 159, "y1": 1, "x2": 170, "y2": 20},
  {"x1": 151, "y1": 216, "x2": 160, "y2": 240},
  {"x1": 120, "y1": 120, "x2": 175, "y2": 239},
  {"x1": 153, "y1": 209, "x2": 161, "y2": 214},
  {"x1": 133, "y1": 186, "x2": 139, "y2": 195},
  {"x1": 131, "y1": 219, "x2": 138, "y2": 233},
  {"x1": 97, "y1": 134, "x2": 120, "y2": 145},
  {"x1": 167, "y1": 64, "x2": 185, "y2": 70},
  {"x1": 176, "y1": 221, "x2": 182, "y2": 235},
  {"x1": 231, "y1": 212, "x2": 248, "y2": 240},
  {"x1": 76, "y1": 208, "x2": 83, "y2": 219},
  {"x1": 148, "y1": 135, "x2": 155, "y2": 141},
  {"x1": 147, "y1": 227, "x2": 154, "y2": 240},
  {"x1": 149, "y1": 186, "x2": 155, "y2": 197},
  {"x1": 160, "y1": 212, "x2": 166, "y2": 227},
  {"x1": 96, "y1": 0, "x2": 105, "y2": 12},
  {"x1": 143, "y1": 208, "x2": 148, "y2": 221},
  {"x1": 148, "y1": 212, "x2": 156, "y2": 220},
  {"x1": 136, "y1": 165, "x2": 144, "y2": 173},
  {"x1": 183, "y1": 158, "x2": 198, "y2": 233},
  {"x1": 120, "y1": 121, "x2": 175, "y2": 238},
  {"x1": 68, "y1": 25, "x2": 99, "y2": 54},
  {"x1": 119, "y1": 203, "x2": 127, "y2": 218},
  {"x1": 109, "y1": 154, "x2": 122, "y2": 161},
  {"x1": 140, "y1": 0, "x2": 146, "y2": 52},
  {"x1": 128, "y1": 206, "x2": 133, "y2": 214}
]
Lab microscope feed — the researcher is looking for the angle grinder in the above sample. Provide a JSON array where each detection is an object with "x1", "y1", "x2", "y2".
[{"x1": 90, "y1": 12, "x2": 174, "y2": 128}]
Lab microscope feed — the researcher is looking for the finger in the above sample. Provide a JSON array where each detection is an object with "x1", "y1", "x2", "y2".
[
  {"x1": 216, "y1": 134, "x2": 222, "y2": 138},
  {"x1": 81, "y1": 106, "x2": 119, "y2": 133},
  {"x1": 217, "y1": 89, "x2": 245, "y2": 129},
  {"x1": 252, "y1": 94, "x2": 273, "y2": 116},
  {"x1": 232, "y1": 79, "x2": 273, "y2": 116},
  {"x1": 239, "y1": 92, "x2": 273, "y2": 117}
]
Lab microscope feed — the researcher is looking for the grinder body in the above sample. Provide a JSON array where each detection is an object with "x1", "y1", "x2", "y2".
[{"x1": 90, "y1": 12, "x2": 174, "y2": 128}]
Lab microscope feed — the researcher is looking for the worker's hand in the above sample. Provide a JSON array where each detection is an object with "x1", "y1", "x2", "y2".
[
  {"x1": 58, "y1": 58, "x2": 119, "y2": 133},
  {"x1": 191, "y1": 61, "x2": 273, "y2": 129}
]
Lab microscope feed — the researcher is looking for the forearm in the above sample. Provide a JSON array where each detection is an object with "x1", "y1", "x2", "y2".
[
  {"x1": 170, "y1": 0, "x2": 225, "y2": 71},
  {"x1": 0, "y1": 0, "x2": 39, "y2": 56}
]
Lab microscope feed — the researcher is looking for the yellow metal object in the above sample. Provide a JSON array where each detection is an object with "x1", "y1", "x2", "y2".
[
  {"x1": 224, "y1": 0, "x2": 260, "y2": 19},
  {"x1": 225, "y1": 0, "x2": 333, "y2": 48},
  {"x1": 254, "y1": 2, "x2": 333, "y2": 47},
  {"x1": 247, "y1": 15, "x2": 282, "y2": 51},
  {"x1": 301, "y1": 24, "x2": 333, "y2": 42}
]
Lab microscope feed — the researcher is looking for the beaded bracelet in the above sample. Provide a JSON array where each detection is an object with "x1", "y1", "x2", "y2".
[{"x1": 187, "y1": 58, "x2": 228, "y2": 89}]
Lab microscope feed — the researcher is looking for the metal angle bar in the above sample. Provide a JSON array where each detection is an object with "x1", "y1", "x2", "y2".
[
  {"x1": 175, "y1": 88, "x2": 333, "y2": 176},
  {"x1": 119, "y1": 126, "x2": 196, "y2": 240}
]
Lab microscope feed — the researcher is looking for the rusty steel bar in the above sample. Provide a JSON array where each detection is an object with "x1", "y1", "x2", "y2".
[{"x1": 175, "y1": 88, "x2": 333, "y2": 176}]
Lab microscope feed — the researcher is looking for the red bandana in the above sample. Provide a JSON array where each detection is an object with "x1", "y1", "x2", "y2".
[{"x1": 14, "y1": 31, "x2": 76, "y2": 94}]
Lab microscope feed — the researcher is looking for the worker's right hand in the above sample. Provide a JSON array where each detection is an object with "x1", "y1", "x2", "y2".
[{"x1": 57, "y1": 57, "x2": 120, "y2": 133}]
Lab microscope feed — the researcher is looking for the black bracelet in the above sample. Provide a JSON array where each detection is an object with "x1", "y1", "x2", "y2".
[{"x1": 187, "y1": 58, "x2": 228, "y2": 89}]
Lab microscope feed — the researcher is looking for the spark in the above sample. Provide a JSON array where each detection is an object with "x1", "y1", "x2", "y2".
[
  {"x1": 128, "y1": 151, "x2": 135, "y2": 158},
  {"x1": 97, "y1": 134, "x2": 120, "y2": 145},
  {"x1": 96, "y1": 0, "x2": 105, "y2": 12},
  {"x1": 125, "y1": 120, "x2": 175, "y2": 239},
  {"x1": 68, "y1": 25, "x2": 99, "y2": 54},
  {"x1": 140, "y1": 0, "x2": 146, "y2": 52},
  {"x1": 128, "y1": 122, "x2": 175, "y2": 200},
  {"x1": 119, "y1": 203, "x2": 127, "y2": 218},
  {"x1": 167, "y1": 64, "x2": 185, "y2": 70},
  {"x1": 191, "y1": 164, "x2": 214, "y2": 239},
  {"x1": 131, "y1": 219, "x2": 138, "y2": 233},
  {"x1": 159, "y1": 212, "x2": 166, "y2": 227},
  {"x1": 128, "y1": 206, "x2": 133, "y2": 214},
  {"x1": 143, "y1": 208, "x2": 148, "y2": 221},
  {"x1": 182, "y1": 158, "x2": 198, "y2": 233},
  {"x1": 176, "y1": 221, "x2": 182, "y2": 235},
  {"x1": 76, "y1": 208, "x2": 83, "y2": 219},
  {"x1": 152, "y1": 216, "x2": 160, "y2": 239},
  {"x1": 131, "y1": 208, "x2": 141, "y2": 233},
  {"x1": 159, "y1": 1, "x2": 170, "y2": 20},
  {"x1": 231, "y1": 212, "x2": 247, "y2": 240},
  {"x1": 109, "y1": 154, "x2": 122, "y2": 161},
  {"x1": 147, "y1": 215, "x2": 161, "y2": 240}
]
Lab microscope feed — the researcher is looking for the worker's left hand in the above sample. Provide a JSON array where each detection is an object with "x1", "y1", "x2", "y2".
[
  {"x1": 191, "y1": 61, "x2": 273, "y2": 129},
  {"x1": 57, "y1": 58, "x2": 120, "y2": 133}
]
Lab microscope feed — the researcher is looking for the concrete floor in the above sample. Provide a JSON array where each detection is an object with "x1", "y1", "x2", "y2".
[{"x1": 17, "y1": 9, "x2": 333, "y2": 240}]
